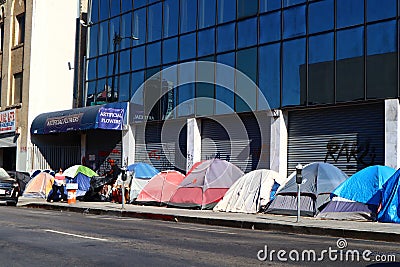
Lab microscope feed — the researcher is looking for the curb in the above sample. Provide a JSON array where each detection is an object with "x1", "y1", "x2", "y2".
[{"x1": 22, "y1": 203, "x2": 400, "y2": 243}]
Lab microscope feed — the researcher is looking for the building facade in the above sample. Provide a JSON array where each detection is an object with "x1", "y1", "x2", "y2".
[
  {"x1": 31, "y1": 0, "x2": 400, "y2": 176},
  {"x1": 0, "y1": 0, "x2": 80, "y2": 172}
]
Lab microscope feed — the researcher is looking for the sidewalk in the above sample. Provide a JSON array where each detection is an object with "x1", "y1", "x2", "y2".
[{"x1": 17, "y1": 197, "x2": 400, "y2": 243}]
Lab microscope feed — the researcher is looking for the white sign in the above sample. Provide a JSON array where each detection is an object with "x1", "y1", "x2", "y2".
[{"x1": 0, "y1": 109, "x2": 16, "y2": 133}]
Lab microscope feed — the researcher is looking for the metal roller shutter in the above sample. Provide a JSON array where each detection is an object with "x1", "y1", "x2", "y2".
[
  {"x1": 201, "y1": 112, "x2": 271, "y2": 173},
  {"x1": 288, "y1": 102, "x2": 384, "y2": 177},
  {"x1": 135, "y1": 120, "x2": 187, "y2": 172}
]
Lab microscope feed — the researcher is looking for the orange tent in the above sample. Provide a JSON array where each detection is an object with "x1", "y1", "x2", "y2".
[
  {"x1": 136, "y1": 170, "x2": 185, "y2": 205},
  {"x1": 23, "y1": 172, "x2": 54, "y2": 198}
]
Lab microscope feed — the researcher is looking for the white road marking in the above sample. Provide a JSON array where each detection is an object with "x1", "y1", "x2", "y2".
[{"x1": 45, "y1": 229, "x2": 108, "y2": 241}]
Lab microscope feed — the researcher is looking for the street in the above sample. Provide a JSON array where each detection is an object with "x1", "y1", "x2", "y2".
[{"x1": 0, "y1": 206, "x2": 398, "y2": 266}]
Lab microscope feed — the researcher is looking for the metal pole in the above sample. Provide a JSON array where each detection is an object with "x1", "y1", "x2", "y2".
[
  {"x1": 121, "y1": 180, "x2": 125, "y2": 210},
  {"x1": 296, "y1": 183, "x2": 300, "y2": 222}
]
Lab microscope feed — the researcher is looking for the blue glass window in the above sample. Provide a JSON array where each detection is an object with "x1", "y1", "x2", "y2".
[
  {"x1": 99, "y1": 0, "x2": 109, "y2": 21},
  {"x1": 179, "y1": 33, "x2": 196, "y2": 61},
  {"x1": 367, "y1": 21, "x2": 396, "y2": 56},
  {"x1": 161, "y1": 65, "x2": 177, "y2": 119},
  {"x1": 336, "y1": 27, "x2": 364, "y2": 102},
  {"x1": 260, "y1": 0, "x2": 281, "y2": 12},
  {"x1": 238, "y1": 0, "x2": 258, "y2": 18},
  {"x1": 119, "y1": 73, "x2": 130, "y2": 102},
  {"x1": 259, "y1": 44, "x2": 280, "y2": 109},
  {"x1": 237, "y1": 17, "x2": 257, "y2": 49},
  {"x1": 367, "y1": 20, "x2": 397, "y2": 99},
  {"x1": 216, "y1": 53, "x2": 235, "y2": 114},
  {"x1": 367, "y1": 0, "x2": 396, "y2": 22},
  {"x1": 283, "y1": 0, "x2": 306, "y2": 7},
  {"x1": 108, "y1": 54, "x2": 115, "y2": 77},
  {"x1": 134, "y1": 0, "x2": 147, "y2": 9},
  {"x1": 146, "y1": 42, "x2": 161, "y2": 67},
  {"x1": 217, "y1": 23, "x2": 235, "y2": 53},
  {"x1": 308, "y1": 0, "x2": 334, "y2": 34},
  {"x1": 178, "y1": 64, "x2": 195, "y2": 116},
  {"x1": 98, "y1": 55, "x2": 107, "y2": 78},
  {"x1": 86, "y1": 81, "x2": 96, "y2": 105},
  {"x1": 122, "y1": 1, "x2": 133, "y2": 13},
  {"x1": 87, "y1": 59, "x2": 96, "y2": 81},
  {"x1": 88, "y1": 24, "x2": 98, "y2": 58},
  {"x1": 218, "y1": 0, "x2": 236, "y2": 23},
  {"x1": 259, "y1": 12, "x2": 281, "y2": 44},
  {"x1": 90, "y1": 0, "x2": 99, "y2": 22},
  {"x1": 132, "y1": 45, "x2": 145, "y2": 70},
  {"x1": 180, "y1": 0, "x2": 197, "y2": 34},
  {"x1": 120, "y1": 49, "x2": 131, "y2": 74},
  {"x1": 198, "y1": 28, "x2": 215, "y2": 57},
  {"x1": 109, "y1": 17, "x2": 121, "y2": 51},
  {"x1": 163, "y1": 37, "x2": 178, "y2": 64},
  {"x1": 236, "y1": 48, "x2": 257, "y2": 112},
  {"x1": 133, "y1": 8, "x2": 146, "y2": 46},
  {"x1": 98, "y1": 21, "x2": 109, "y2": 55},
  {"x1": 110, "y1": 0, "x2": 120, "y2": 17},
  {"x1": 283, "y1": 5, "x2": 306, "y2": 39},
  {"x1": 308, "y1": 33, "x2": 334, "y2": 104},
  {"x1": 163, "y1": 0, "x2": 179, "y2": 37},
  {"x1": 121, "y1": 13, "x2": 133, "y2": 50},
  {"x1": 337, "y1": 0, "x2": 364, "y2": 28},
  {"x1": 97, "y1": 78, "x2": 108, "y2": 100},
  {"x1": 148, "y1": 3, "x2": 162, "y2": 42},
  {"x1": 282, "y1": 38, "x2": 306, "y2": 106},
  {"x1": 198, "y1": 0, "x2": 216, "y2": 29},
  {"x1": 131, "y1": 70, "x2": 145, "y2": 105},
  {"x1": 196, "y1": 60, "x2": 215, "y2": 116}
]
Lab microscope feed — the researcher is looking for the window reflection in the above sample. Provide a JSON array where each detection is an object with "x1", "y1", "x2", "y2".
[
  {"x1": 216, "y1": 53, "x2": 235, "y2": 114},
  {"x1": 148, "y1": 3, "x2": 162, "y2": 42},
  {"x1": 110, "y1": 0, "x2": 120, "y2": 17},
  {"x1": 180, "y1": 0, "x2": 197, "y2": 34},
  {"x1": 283, "y1": 5, "x2": 306, "y2": 39},
  {"x1": 367, "y1": 21, "x2": 397, "y2": 99},
  {"x1": 308, "y1": 0, "x2": 333, "y2": 34},
  {"x1": 196, "y1": 58, "x2": 215, "y2": 116},
  {"x1": 336, "y1": 27, "x2": 364, "y2": 102},
  {"x1": 260, "y1": 0, "x2": 281, "y2": 12},
  {"x1": 236, "y1": 48, "x2": 257, "y2": 112},
  {"x1": 282, "y1": 38, "x2": 306, "y2": 106},
  {"x1": 308, "y1": 33, "x2": 334, "y2": 105},
  {"x1": 88, "y1": 24, "x2": 98, "y2": 58},
  {"x1": 179, "y1": 33, "x2": 196, "y2": 61},
  {"x1": 259, "y1": 12, "x2": 281, "y2": 44},
  {"x1": 367, "y1": 0, "x2": 396, "y2": 22},
  {"x1": 163, "y1": 37, "x2": 178, "y2": 64},
  {"x1": 336, "y1": 0, "x2": 364, "y2": 28},
  {"x1": 198, "y1": 0, "x2": 216, "y2": 29},
  {"x1": 218, "y1": 0, "x2": 236, "y2": 23},
  {"x1": 237, "y1": 17, "x2": 257, "y2": 49},
  {"x1": 121, "y1": 13, "x2": 133, "y2": 50},
  {"x1": 133, "y1": 8, "x2": 146, "y2": 46},
  {"x1": 120, "y1": 49, "x2": 131, "y2": 74},
  {"x1": 238, "y1": 0, "x2": 258, "y2": 19},
  {"x1": 119, "y1": 73, "x2": 130, "y2": 102},
  {"x1": 99, "y1": 0, "x2": 109, "y2": 21},
  {"x1": 198, "y1": 28, "x2": 215, "y2": 57},
  {"x1": 164, "y1": 0, "x2": 179, "y2": 37},
  {"x1": 178, "y1": 64, "x2": 195, "y2": 117},
  {"x1": 259, "y1": 44, "x2": 280, "y2": 109},
  {"x1": 132, "y1": 46, "x2": 145, "y2": 71},
  {"x1": 99, "y1": 22, "x2": 109, "y2": 55},
  {"x1": 217, "y1": 23, "x2": 235, "y2": 53},
  {"x1": 146, "y1": 42, "x2": 161, "y2": 67}
]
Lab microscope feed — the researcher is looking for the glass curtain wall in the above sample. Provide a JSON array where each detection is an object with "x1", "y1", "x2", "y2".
[{"x1": 85, "y1": 0, "x2": 399, "y2": 117}]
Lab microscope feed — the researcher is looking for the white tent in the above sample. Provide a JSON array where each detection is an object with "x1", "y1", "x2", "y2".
[{"x1": 213, "y1": 169, "x2": 286, "y2": 214}]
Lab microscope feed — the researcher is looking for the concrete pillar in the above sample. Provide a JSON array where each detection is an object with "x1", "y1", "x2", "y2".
[
  {"x1": 122, "y1": 124, "x2": 135, "y2": 167},
  {"x1": 187, "y1": 118, "x2": 201, "y2": 172},
  {"x1": 385, "y1": 99, "x2": 400, "y2": 169},
  {"x1": 269, "y1": 110, "x2": 288, "y2": 175}
]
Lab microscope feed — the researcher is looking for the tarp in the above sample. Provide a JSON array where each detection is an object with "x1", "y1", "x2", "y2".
[
  {"x1": 266, "y1": 162, "x2": 348, "y2": 216},
  {"x1": 135, "y1": 170, "x2": 185, "y2": 205},
  {"x1": 377, "y1": 169, "x2": 400, "y2": 223},
  {"x1": 168, "y1": 159, "x2": 244, "y2": 209},
  {"x1": 23, "y1": 172, "x2": 54, "y2": 198},
  {"x1": 63, "y1": 165, "x2": 98, "y2": 197},
  {"x1": 317, "y1": 165, "x2": 396, "y2": 221},
  {"x1": 127, "y1": 163, "x2": 159, "y2": 202},
  {"x1": 213, "y1": 169, "x2": 286, "y2": 214},
  {"x1": 30, "y1": 102, "x2": 127, "y2": 134}
]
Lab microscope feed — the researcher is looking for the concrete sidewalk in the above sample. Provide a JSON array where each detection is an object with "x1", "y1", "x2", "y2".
[{"x1": 17, "y1": 197, "x2": 400, "y2": 243}]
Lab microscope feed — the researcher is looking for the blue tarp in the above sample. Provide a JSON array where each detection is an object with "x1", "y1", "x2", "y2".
[
  {"x1": 377, "y1": 169, "x2": 400, "y2": 223},
  {"x1": 65, "y1": 173, "x2": 91, "y2": 197},
  {"x1": 333, "y1": 165, "x2": 396, "y2": 205},
  {"x1": 126, "y1": 163, "x2": 159, "y2": 179}
]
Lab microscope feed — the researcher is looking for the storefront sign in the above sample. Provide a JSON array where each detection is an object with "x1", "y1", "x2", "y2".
[
  {"x1": 44, "y1": 113, "x2": 83, "y2": 133},
  {"x1": 98, "y1": 107, "x2": 125, "y2": 130},
  {"x1": 0, "y1": 109, "x2": 16, "y2": 133}
]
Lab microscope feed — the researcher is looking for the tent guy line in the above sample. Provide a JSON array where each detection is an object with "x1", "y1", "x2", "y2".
[{"x1": 44, "y1": 229, "x2": 108, "y2": 241}]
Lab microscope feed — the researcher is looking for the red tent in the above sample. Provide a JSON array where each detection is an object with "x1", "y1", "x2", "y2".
[
  {"x1": 135, "y1": 170, "x2": 185, "y2": 205},
  {"x1": 168, "y1": 159, "x2": 244, "y2": 209}
]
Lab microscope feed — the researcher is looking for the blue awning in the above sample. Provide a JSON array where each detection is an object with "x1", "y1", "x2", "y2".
[{"x1": 31, "y1": 102, "x2": 128, "y2": 135}]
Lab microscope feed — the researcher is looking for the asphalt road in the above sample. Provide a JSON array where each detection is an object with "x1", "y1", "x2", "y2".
[{"x1": 0, "y1": 206, "x2": 399, "y2": 267}]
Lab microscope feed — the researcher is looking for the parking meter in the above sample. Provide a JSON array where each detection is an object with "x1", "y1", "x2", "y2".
[{"x1": 296, "y1": 164, "x2": 303, "y2": 184}]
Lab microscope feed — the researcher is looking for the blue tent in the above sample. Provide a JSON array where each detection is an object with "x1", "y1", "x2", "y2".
[
  {"x1": 68, "y1": 172, "x2": 91, "y2": 197},
  {"x1": 126, "y1": 163, "x2": 159, "y2": 178},
  {"x1": 317, "y1": 165, "x2": 396, "y2": 221},
  {"x1": 377, "y1": 169, "x2": 400, "y2": 223}
]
